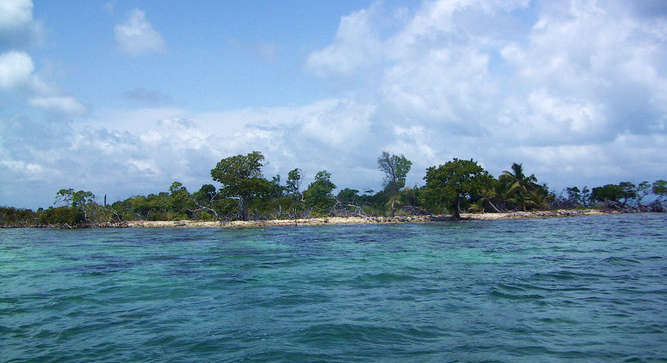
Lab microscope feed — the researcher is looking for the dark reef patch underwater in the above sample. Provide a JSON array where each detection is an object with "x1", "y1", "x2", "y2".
[{"x1": 1, "y1": 213, "x2": 666, "y2": 361}]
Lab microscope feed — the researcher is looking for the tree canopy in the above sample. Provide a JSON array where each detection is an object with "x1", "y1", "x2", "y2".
[
  {"x1": 303, "y1": 170, "x2": 336, "y2": 216},
  {"x1": 210, "y1": 151, "x2": 272, "y2": 220},
  {"x1": 3, "y1": 151, "x2": 665, "y2": 227},
  {"x1": 377, "y1": 151, "x2": 413, "y2": 216},
  {"x1": 286, "y1": 168, "x2": 302, "y2": 197},
  {"x1": 55, "y1": 188, "x2": 95, "y2": 208},
  {"x1": 652, "y1": 180, "x2": 666, "y2": 198},
  {"x1": 422, "y1": 158, "x2": 493, "y2": 219},
  {"x1": 377, "y1": 152, "x2": 412, "y2": 194},
  {"x1": 591, "y1": 184, "x2": 625, "y2": 203}
]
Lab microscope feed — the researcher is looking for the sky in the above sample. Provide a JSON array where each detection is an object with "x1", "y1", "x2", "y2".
[{"x1": 0, "y1": 0, "x2": 665, "y2": 209}]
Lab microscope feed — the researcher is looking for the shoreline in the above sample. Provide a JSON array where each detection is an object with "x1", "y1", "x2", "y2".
[
  {"x1": 125, "y1": 209, "x2": 615, "y2": 228},
  {"x1": 1, "y1": 209, "x2": 631, "y2": 229}
]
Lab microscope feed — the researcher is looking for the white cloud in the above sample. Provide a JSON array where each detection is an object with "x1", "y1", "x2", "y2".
[
  {"x1": 0, "y1": 0, "x2": 32, "y2": 33},
  {"x1": 114, "y1": 9, "x2": 165, "y2": 56},
  {"x1": 17, "y1": 99, "x2": 375, "y2": 205},
  {"x1": 28, "y1": 96, "x2": 86, "y2": 115},
  {"x1": 306, "y1": 7, "x2": 382, "y2": 76},
  {"x1": 0, "y1": 0, "x2": 42, "y2": 47},
  {"x1": 2, "y1": 0, "x2": 667, "y2": 208},
  {"x1": 0, "y1": 50, "x2": 33, "y2": 89},
  {"x1": 0, "y1": 51, "x2": 86, "y2": 115},
  {"x1": 303, "y1": 0, "x2": 667, "y2": 190},
  {"x1": 0, "y1": 159, "x2": 45, "y2": 179},
  {"x1": 0, "y1": 3, "x2": 81, "y2": 116}
]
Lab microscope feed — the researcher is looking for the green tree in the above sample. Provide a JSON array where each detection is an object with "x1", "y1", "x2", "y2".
[
  {"x1": 55, "y1": 188, "x2": 96, "y2": 208},
  {"x1": 377, "y1": 151, "x2": 412, "y2": 194},
  {"x1": 39, "y1": 206, "x2": 84, "y2": 226},
  {"x1": 525, "y1": 186, "x2": 554, "y2": 210},
  {"x1": 581, "y1": 186, "x2": 592, "y2": 207},
  {"x1": 618, "y1": 181, "x2": 637, "y2": 206},
  {"x1": 653, "y1": 180, "x2": 666, "y2": 200},
  {"x1": 337, "y1": 188, "x2": 361, "y2": 205},
  {"x1": 54, "y1": 188, "x2": 96, "y2": 222},
  {"x1": 377, "y1": 152, "x2": 412, "y2": 216},
  {"x1": 169, "y1": 181, "x2": 193, "y2": 218},
  {"x1": 399, "y1": 186, "x2": 419, "y2": 209},
  {"x1": 422, "y1": 158, "x2": 493, "y2": 219},
  {"x1": 193, "y1": 184, "x2": 217, "y2": 206},
  {"x1": 473, "y1": 179, "x2": 503, "y2": 213},
  {"x1": 283, "y1": 168, "x2": 304, "y2": 218},
  {"x1": 0, "y1": 207, "x2": 38, "y2": 227},
  {"x1": 336, "y1": 188, "x2": 365, "y2": 216},
  {"x1": 304, "y1": 170, "x2": 336, "y2": 216},
  {"x1": 210, "y1": 151, "x2": 272, "y2": 220},
  {"x1": 566, "y1": 186, "x2": 582, "y2": 206},
  {"x1": 269, "y1": 174, "x2": 285, "y2": 199},
  {"x1": 286, "y1": 168, "x2": 302, "y2": 197},
  {"x1": 591, "y1": 184, "x2": 624, "y2": 203},
  {"x1": 499, "y1": 163, "x2": 540, "y2": 211}
]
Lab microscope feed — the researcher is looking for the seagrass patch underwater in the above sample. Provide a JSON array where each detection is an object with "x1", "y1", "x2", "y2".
[{"x1": 1, "y1": 213, "x2": 666, "y2": 361}]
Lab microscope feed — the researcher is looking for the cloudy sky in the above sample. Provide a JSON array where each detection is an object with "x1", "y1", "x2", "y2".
[{"x1": 1, "y1": 0, "x2": 665, "y2": 208}]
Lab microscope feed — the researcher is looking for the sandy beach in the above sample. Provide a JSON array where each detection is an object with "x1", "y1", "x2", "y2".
[{"x1": 125, "y1": 209, "x2": 612, "y2": 228}]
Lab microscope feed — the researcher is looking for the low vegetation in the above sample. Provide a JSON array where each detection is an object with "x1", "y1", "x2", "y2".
[{"x1": 1, "y1": 152, "x2": 665, "y2": 227}]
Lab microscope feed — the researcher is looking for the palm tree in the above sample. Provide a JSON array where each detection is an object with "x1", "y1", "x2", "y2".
[
  {"x1": 499, "y1": 163, "x2": 539, "y2": 211},
  {"x1": 476, "y1": 182, "x2": 503, "y2": 213},
  {"x1": 525, "y1": 188, "x2": 554, "y2": 210}
]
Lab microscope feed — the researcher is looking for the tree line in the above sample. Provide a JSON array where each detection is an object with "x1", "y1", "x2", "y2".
[{"x1": 1, "y1": 151, "x2": 665, "y2": 227}]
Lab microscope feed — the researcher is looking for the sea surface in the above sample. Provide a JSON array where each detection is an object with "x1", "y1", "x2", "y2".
[{"x1": 1, "y1": 213, "x2": 666, "y2": 362}]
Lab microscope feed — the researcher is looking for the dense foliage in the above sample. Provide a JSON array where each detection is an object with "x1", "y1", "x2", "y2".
[
  {"x1": 2, "y1": 152, "x2": 665, "y2": 227},
  {"x1": 422, "y1": 159, "x2": 493, "y2": 218}
]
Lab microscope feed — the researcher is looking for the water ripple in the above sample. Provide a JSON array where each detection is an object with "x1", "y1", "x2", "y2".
[{"x1": 1, "y1": 213, "x2": 665, "y2": 361}]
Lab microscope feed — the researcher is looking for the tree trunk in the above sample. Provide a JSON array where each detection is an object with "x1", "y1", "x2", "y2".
[
  {"x1": 238, "y1": 198, "x2": 248, "y2": 221},
  {"x1": 487, "y1": 200, "x2": 502, "y2": 213},
  {"x1": 454, "y1": 198, "x2": 461, "y2": 219},
  {"x1": 391, "y1": 199, "x2": 395, "y2": 217}
]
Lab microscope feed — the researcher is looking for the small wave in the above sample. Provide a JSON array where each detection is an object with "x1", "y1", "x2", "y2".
[
  {"x1": 532, "y1": 270, "x2": 608, "y2": 281},
  {"x1": 537, "y1": 317, "x2": 577, "y2": 324},
  {"x1": 490, "y1": 289, "x2": 545, "y2": 300},
  {"x1": 295, "y1": 323, "x2": 440, "y2": 346},
  {"x1": 496, "y1": 282, "x2": 527, "y2": 291},
  {"x1": 257, "y1": 293, "x2": 331, "y2": 308},
  {"x1": 53, "y1": 261, "x2": 136, "y2": 275},
  {"x1": 602, "y1": 256, "x2": 641, "y2": 265},
  {"x1": 352, "y1": 272, "x2": 417, "y2": 287}
]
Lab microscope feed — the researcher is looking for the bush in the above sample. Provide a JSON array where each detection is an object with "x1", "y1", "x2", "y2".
[{"x1": 39, "y1": 206, "x2": 84, "y2": 225}]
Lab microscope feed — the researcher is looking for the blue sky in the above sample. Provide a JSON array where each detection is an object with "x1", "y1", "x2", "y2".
[{"x1": 1, "y1": 0, "x2": 666, "y2": 208}]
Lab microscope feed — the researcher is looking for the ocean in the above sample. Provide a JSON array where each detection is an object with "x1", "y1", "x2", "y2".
[{"x1": 1, "y1": 213, "x2": 665, "y2": 361}]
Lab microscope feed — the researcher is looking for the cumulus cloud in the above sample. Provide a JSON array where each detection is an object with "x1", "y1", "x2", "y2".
[
  {"x1": 304, "y1": 0, "x2": 667, "y2": 190},
  {"x1": 114, "y1": 9, "x2": 165, "y2": 55},
  {"x1": 0, "y1": 98, "x2": 383, "y2": 207},
  {"x1": 0, "y1": 0, "x2": 32, "y2": 33},
  {"x1": 2, "y1": 0, "x2": 666, "y2": 208},
  {"x1": 0, "y1": 50, "x2": 33, "y2": 88},
  {"x1": 306, "y1": 6, "x2": 382, "y2": 76},
  {"x1": 0, "y1": 0, "x2": 43, "y2": 47},
  {"x1": 0, "y1": 51, "x2": 86, "y2": 115}
]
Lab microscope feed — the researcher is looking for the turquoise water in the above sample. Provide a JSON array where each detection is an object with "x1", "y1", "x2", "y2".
[{"x1": 1, "y1": 214, "x2": 666, "y2": 362}]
